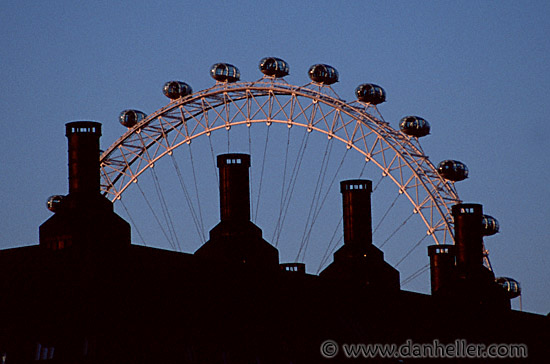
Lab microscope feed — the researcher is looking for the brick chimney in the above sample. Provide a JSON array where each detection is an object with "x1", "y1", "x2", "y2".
[
  {"x1": 195, "y1": 154, "x2": 279, "y2": 269},
  {"x1": 39, "y1": 122, "x2": 130, "y2": 251},
  {"x1": 320, "y1": 180, "x2": 399, "y2": 290}
]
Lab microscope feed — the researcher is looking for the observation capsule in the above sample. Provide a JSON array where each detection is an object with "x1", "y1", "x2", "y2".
[
  {"x1": 210, "y1": 63, "x2": 240, "y2": 82},
  {"x1": 163, "y1": 81, "x2": 193, "y2": 100},
  {"x1": 119, "y1": 109, "x2": 147, "y2": 128},
  {"x1": 308, "y1": 64, "x2": 338, "y2": 85},
  {"x1": 496, "y1": 277, "x2": 521, "y2": 299},
  {"x1": 399, "y1": 116, "x2": 430, "y2": 137},
  {"x1": 482, "y1": 214, "x2": 499, "y2": 236},
  {"x1": 437, "y1": 160, "x2": 469, "y2": 181},
  {"x1": 355, "y1": 84, "x2": 386, "y2": 105},
  {"x1": 259, "y1": 57, "x2": 289, "y2": 78},
  {"x1": 46, "y1": 195, "x2": 65, "y2": 213}
]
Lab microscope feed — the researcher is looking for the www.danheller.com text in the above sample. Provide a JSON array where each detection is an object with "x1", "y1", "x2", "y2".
[{"x1": 320, "y1": 339, "x2": 528, "y2": 359}]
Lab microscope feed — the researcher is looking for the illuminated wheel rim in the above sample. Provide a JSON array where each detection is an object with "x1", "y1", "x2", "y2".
[{"x1": 99, "y1": 75, "x2": 480, "y2": 285}]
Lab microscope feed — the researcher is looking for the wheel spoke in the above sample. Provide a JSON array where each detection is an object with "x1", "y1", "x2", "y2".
[{"x1": 100, "y1": 77, "x2": 472, "y2": 283}]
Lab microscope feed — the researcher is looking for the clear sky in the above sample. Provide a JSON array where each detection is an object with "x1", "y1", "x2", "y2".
[{"x1": 1, "y1": 1, "x2": 549, "y2": 315}]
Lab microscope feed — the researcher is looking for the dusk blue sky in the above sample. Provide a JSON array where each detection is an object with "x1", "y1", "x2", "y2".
[{"x1": 1, "y1": 1, "x2": 549, "y2": 315}]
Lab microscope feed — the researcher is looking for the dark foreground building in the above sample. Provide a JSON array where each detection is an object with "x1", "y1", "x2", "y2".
[{"x1": 0, "y1": 122, "x2": 548, "y2": 363}]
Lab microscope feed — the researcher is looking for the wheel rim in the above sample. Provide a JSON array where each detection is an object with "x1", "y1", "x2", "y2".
[{"x1": 100, "y1": 76, "x2": 469, "y2": 286}]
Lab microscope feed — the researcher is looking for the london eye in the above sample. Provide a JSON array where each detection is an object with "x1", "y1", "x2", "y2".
[{"x1": 99, "y1": 57, "x2": 494, "y2": 290}]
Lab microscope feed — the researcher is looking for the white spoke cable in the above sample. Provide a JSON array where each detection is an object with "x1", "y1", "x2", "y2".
[
  {"x1": 119, "y1": 198, "x2": 147, "y2": 247},
  {"x1": 150, "y1": 167, "x2": 181, "y2": 252},
  {"x1": 208, "y1": 135, "x2": 219, "y2": 184},
  {"x1": 307, "y1": 148, "x2": 348, "y2": 232},
  {"x1": 274, "y1": 127, "x2": 291, "y2": 247},
  {"x1": 135, "y1": 180, "x2": 176, "y2": 250},
  {"x1": 316, "y1": 219, "x2": 343, "y2": 274},
  {"x1": 272, "y1": 129, "x2": 310, "y2": 245},
  {"x1": 248, "y1": 125, "x2": 254, "y2": 219},
  {"x1": 296, "y1": 138, "x2": 332, "y2": 261},
  {"x1": 253, "y1": 125, "x2": 270, "y2": 222},
  {"x1": 372, "y1": 174, "x2": 385, "y2": 192},
  {"x1": 226, "y1": 127, "x2": 230, "y2": 152},
  {"x1": 401, "y1": 263, "x2": 430, "y2": 287},
  {"x1": 188, "y1": 145, "x2": 206, "y2": 240},
  {"x1": 299, "y1": 144, "x2": 349, "y2": 262},
  {"x1": 380, "y1": 211, "x2": 415, "y2": 249},
  {"x1": 395, "y1": 234, "x2": 429, "y2": 267},
  {"x1": 170, "y1": 154, "x2": 206, "y2": 243},
  {"x1": 373, "y1": 193, "x2": 401, "y2": 235},
  {"x1": 358, "y1": 159, "x2": 368, "y2": 178}
]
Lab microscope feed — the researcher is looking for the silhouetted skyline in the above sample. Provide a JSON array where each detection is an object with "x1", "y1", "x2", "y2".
[{"x1": 1, "y1": 1, "x2": 548, "y2": 315}]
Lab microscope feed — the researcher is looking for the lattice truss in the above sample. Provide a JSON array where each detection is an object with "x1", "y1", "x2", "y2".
[{"x1": 100, "y1": 78, "x2": 461, "y2": 247}]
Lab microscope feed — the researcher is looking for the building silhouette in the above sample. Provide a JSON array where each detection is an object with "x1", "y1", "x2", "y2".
[{"x1": 0, "y1": 121, "x2": 548, "y2": 363}]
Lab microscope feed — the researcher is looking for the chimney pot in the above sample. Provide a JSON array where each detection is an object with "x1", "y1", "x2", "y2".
[
  {"x1": 66, "y1": 121, "x2": 102, "y2": 196},
  {"x1": 452, "y1": 203, "x2": 484, "y2": 271},
  {"x1": 217, "y1": 153, "x2": 251, "y2": 222},
  {"x1": 340, "y1": 179, "x2": 373, "y2": 247},
  {"x1": 428, "y1": 244, "x2": 456, "y2": 295}
]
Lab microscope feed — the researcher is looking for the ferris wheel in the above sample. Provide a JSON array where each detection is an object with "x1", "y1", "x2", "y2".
[{"x1": 99, "y1": 57, "x2": 494, "y2": 288}]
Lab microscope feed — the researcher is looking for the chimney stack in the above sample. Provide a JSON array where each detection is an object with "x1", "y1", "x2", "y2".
[
  {"x1": 39, "y1": 122, "x2": 130, "y2": 251},
  {"x1": 66, "y1": 121, "x2": 102, "y2": 197},
  {"x1": 341, "y1": 180, "x2": 373, "y2": 247},
  {"x1": 217, "y1": 154, "x2": 251, "y2": 222},
  {"x1": 427, "y1": 203, "x2": 510, "y2": 309},
  {"x1": 452, "y1": 203, "x2": 484, "y2": 272},
  {"x1": 195, "y1": 153, "x2": 279, "y2": 268},
  {"x1": 428, "y1": 244, "x2": 455, "y2": 295},
  {"x1": 320, "y1": 179, "x2": 399, "y2": 290}
]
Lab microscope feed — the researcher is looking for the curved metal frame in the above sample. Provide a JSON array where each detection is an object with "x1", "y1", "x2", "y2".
[{"x1": 100, "y1": 76, "x2": 462, "y2": 248}]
